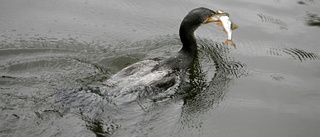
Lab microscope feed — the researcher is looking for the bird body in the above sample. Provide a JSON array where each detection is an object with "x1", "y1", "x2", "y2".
[{"x1": 101, "y1": 7, "x2": 223, "y2": 104}]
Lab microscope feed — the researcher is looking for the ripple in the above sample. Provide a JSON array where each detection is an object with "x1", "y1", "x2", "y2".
[
  {"x1": 297, "y1": 0, "x2": 315, "y2": 5},
  {"x1": 305, "y1": 12, "x2": 320, "y2": 27},
  {"x1": 198, "y1": 38, "x2": 250, "y2": 78},
  {"x1": 177, "y1": 38, "x2": 250, "y2": 118},
  {"x1": 0, "y1": 36, "x2": 116, "y2": 80},
  {"x1": 257, "y1": 13, "x2": 287, "y2": 26},
  {"x1": 257, "y1": 13, "x2": 288, "y2": 30},
  {"x1": 267, "y1": 47, "x2": 283, "y2": 56},
  {"x1": 267, "y1": 47, "x2": 320, "y2": 61},
  {"x1": 282, "y1": 48, "x2": 320, "y2": 61}
]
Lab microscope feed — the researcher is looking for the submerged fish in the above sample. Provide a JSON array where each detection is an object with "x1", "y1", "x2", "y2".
[{"x1": 216, "y1": 10, "x2": 239, "y2": 49}]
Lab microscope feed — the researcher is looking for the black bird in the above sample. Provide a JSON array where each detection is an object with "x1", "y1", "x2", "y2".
[{"x1": 101, "y1": 7, "x2": 224, "y2": 104}]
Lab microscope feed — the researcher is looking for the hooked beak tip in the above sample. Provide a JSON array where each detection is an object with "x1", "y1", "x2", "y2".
[
  {"x1": 205, "y1": 17, "x2": 219, "y2": 23},
  {"x1": 205, "y1": 14, "x2": 219, "y2": 24},
  {"x1": 205, "y1": 12, "x2": 229, "y2": 24}
]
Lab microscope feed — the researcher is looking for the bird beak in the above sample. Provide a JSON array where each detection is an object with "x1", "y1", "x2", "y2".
[
  {"x1": 204, "y1": 13, "x2": 229, "y2": 24},
  {"x1": 205, "y1": 14, "x2": 219, "y2": 23}
]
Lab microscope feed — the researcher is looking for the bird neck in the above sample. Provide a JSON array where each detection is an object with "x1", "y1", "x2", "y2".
[{"x1": 179, "y1": 23, "x2": 199, "y2": 57}]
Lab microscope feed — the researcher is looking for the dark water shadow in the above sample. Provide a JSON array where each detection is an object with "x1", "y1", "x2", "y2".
[
  {"x1": 297, "y1": 0, "x2": 314, "y2": 5},
  {"x1": 305, "y1": 12, "x2": 320, "y2": 27},
  {"x1": 55, "y1": 86, "x2": 117, "y2": 136},
  {"x1": 175, "y1": 39, "x2": 249, "y2": 133}
]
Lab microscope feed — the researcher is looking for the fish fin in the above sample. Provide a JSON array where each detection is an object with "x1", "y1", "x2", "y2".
[
  {"x1": 224, "y1": 40, "x2": 237, "y2": 49},
  {"x1": 231, "y1": 24, "x2": 239, "y2": 30},
  {"x1": 216, "y1": 22, "x2": 222, "y2": 27},
  {"x1": 221, "y1": 29, "x2": 227, "y2": 34}
]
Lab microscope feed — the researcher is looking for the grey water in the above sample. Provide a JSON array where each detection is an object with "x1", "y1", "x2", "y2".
[{"x1": 1, "y1": 0, "x2": 320, "y2": 137}]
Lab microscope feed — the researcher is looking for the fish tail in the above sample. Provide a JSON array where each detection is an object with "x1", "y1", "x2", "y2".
[{"x1": 224, "y1": 40, "x2": 237, "y2": 49}]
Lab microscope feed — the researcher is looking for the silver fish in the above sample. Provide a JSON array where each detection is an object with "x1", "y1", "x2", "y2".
[{"x1": 216, "y1": 10, "x2": 239, "y2": 49}]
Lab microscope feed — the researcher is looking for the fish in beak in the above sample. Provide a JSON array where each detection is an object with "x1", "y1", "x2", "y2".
[{"x1": 215, "y1": 10, "x2": 239, "y2": 49}]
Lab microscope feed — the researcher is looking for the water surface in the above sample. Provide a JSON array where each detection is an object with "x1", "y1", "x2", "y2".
[{"x1": 1, "y1": 0, "x2": 320, "y2": 137}]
